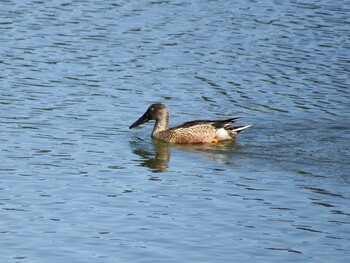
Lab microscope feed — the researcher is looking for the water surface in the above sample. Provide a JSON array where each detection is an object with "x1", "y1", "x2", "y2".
[{"x1": 1, "y1": 0, "x2": 349, "y2": 262}]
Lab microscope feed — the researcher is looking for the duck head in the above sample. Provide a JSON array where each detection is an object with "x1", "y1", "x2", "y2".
[{"x1": 129, "y1": 103, "x2": 168, "y2": 129}]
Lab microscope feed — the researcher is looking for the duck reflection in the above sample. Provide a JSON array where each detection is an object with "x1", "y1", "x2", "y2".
[
  {"x1": 130, "y1": 138, "x2": 170, "y2": 173},
  {"x1": 130, "y1": 137, "x2": 242, "y2": 173}
]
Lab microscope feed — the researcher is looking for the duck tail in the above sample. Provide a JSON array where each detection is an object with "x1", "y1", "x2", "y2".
[{"x1": 228, "y1": 125, "x2": 252, "y2": 133}]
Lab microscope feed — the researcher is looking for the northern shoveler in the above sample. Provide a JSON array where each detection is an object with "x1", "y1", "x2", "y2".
[{"x1": 129, "y1": 103, "x2": 251, "y2": 144}]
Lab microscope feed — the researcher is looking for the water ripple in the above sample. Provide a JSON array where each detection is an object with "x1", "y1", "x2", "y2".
[{"x1": 1, "y1": 0, "x2": 350, "y2": 262}]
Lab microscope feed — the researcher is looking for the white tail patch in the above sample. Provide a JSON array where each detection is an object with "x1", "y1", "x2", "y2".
[
  {"x1": 216, "y1": 125, "x2": 251, "y2": 141},
  {"x1": 216, "y1": 128, "x2": 232, "y2": 140},
  {"x1": 231, "y1": 125, "x2": 252, "y2": 132}
]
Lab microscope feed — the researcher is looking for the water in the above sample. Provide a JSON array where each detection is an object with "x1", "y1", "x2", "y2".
[{"x1": 1, "y1": 0, "x2": 349, "y2": 262}]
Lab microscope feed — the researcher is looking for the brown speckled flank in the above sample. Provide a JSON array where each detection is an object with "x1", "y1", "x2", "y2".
[{"x1": 129, "y1": 103, "x2": 251, "y2": 144}]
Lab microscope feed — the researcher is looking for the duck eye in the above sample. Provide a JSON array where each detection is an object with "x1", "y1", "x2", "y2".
[{"x1": 150, "y1": 108, "x2": 154, "y2": 111}]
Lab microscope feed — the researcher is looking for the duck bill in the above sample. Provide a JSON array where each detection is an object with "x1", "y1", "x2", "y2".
[{"x1": 129, "y1": 112, "x2": 151, "y2": 129}]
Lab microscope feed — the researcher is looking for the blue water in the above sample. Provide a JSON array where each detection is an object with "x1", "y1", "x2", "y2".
[{"x1": 1, "y1": 0, "x2": 349, "y2": 262}]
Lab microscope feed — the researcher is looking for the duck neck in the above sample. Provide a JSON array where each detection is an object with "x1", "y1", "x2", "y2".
[{"x1": 152, "y1": 112, "x2": 169, "y2": 136}]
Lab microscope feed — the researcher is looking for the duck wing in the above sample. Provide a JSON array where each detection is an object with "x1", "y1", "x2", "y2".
[{"x1": 172, "y1": 118, "x2": 241, "y2": 129}]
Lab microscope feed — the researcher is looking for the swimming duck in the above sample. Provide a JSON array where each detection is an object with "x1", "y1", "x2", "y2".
[{"x1": 129, "y1": 103, "x2": 251, "y2": 144}]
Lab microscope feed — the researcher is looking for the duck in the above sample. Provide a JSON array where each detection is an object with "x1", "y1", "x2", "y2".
[{"x1": 129, "y1": 103, "x2": 251, "y2": 144}]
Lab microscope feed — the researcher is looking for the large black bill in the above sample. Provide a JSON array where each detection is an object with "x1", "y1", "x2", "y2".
[{"x1": 129, "y1": 112, "x2": 151, "y2": 129}]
